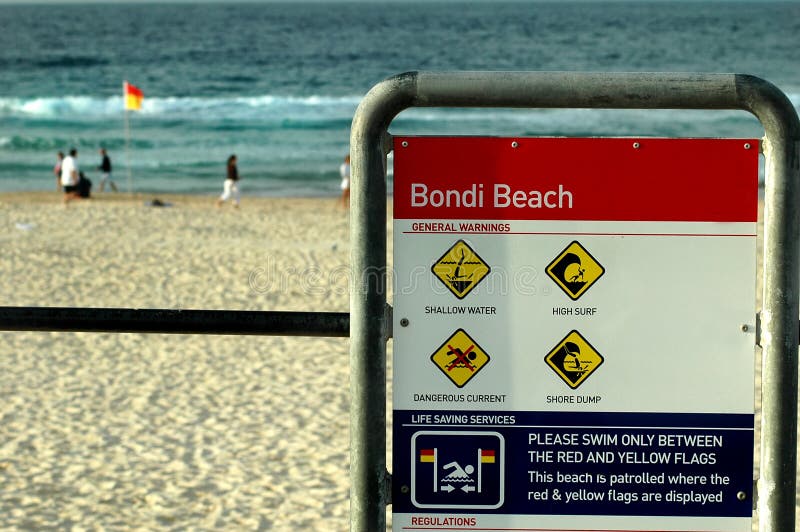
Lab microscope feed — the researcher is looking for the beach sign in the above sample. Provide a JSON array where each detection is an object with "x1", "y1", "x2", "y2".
[{"x1": 391, "y1": 137, "x2": 758, "y2": 531}]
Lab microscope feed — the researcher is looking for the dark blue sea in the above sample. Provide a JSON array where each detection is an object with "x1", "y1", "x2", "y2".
[{"x1": 0, "y1": 1, "x2": 798, "y2": 195}]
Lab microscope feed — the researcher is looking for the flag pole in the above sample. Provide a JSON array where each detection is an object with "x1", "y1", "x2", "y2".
[
  {"x1": 477, "y1": 448, "x2": 482, "y2": 494},
  {"x1": 123, "y1": 81, "x2": 133, "y2": 196}
]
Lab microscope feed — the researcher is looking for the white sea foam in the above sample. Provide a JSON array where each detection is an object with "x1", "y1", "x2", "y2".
[
  {"x1": 1, "y1": 93, "x2": 789, "y2": 122},
  {"x1": 0, "y1": 95, "x2": 363, "y2": 119}
]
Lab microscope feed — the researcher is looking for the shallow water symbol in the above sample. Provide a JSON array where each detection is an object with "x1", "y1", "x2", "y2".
[{"x1": 431, "y1": 240, "x2": 491, "y2": 299}]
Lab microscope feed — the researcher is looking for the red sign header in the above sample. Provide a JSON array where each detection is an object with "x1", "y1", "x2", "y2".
[{"x1": 393, "y1": 137, "x2": 758, "y2": 222}]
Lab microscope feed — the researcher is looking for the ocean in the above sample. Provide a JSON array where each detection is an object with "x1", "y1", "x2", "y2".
[{"x1": 0, "y1": 1, "x2": 798, "y2": 196}]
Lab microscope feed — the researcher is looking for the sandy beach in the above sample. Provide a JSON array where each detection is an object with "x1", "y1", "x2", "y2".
[
  {"x1": 0, "y1": 191, "x2": 778, "y2": 530},
  {"x1": 0, "y1": 192, "x2": 365, "y2": 530}
]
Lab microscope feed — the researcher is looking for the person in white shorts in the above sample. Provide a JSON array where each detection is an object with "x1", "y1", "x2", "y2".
[
  {"x1": 339, "y1": 154, "x2": 350, "y2": 209},
  {"x1": 61, "y1": 148, "x2": 80, "y2": 204},
  {"x1": 216, "y1": 154, "x2": 240, "y2": 208}
]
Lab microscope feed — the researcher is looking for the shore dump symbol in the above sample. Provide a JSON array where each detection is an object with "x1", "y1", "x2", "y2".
[
  {"x1": 430, "y1": 329, "x2": 490, "y2": 388},
  {"x1": 431, "y1": 240, "x2": 491, "y2": 299},
  {"x1": 412, "y1": 431, "x2": 505, "y2": 509},
  {"x1": 544, "y1": 330, "x2": 604, "y2": 389},
  {"x1": 546, "y1": 240, "x2": 605, "y2": 300}
]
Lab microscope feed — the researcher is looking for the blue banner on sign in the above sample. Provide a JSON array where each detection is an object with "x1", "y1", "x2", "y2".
[{"x1": 393, "y1": 410, "x2": 753, "y2": 517}]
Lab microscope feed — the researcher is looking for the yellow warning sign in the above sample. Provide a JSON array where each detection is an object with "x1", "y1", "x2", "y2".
[
  {"x1": 546, "y1": 241, "x2": 605, "y2": 300},
  {"x1": 544, "y1": 330, "x2": 604, "y2": 389},
  {"x1": 430, "y1": 329, "x2": 490, "y2": 388},
  {"x1": 431, "y1": 240, "x2": 491, "y2": 299}
]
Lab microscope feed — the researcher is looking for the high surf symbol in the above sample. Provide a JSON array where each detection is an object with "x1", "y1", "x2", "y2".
[{"x1": 546, "y1": 241, "x2": 605, "y2": 300}]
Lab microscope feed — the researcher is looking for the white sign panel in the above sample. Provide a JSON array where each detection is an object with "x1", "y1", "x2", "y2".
[{"x1": 391, "y1": 137, "x2": 758, "y2": 531}]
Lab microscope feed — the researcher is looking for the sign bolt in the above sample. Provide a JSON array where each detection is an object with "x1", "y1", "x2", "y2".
[
  {"x1": 737, "y1": 491, "x2": 747, "y2": 501},
  {"x1": 400, "y1": 485, "x2": 409, "y2": 494},
  {"x1": 400, "y1": 318, "x2": 409, "y2": 327},
  {"x1": 511, "y1": 141, "x2": 519, "y2": 148},
  {"x1": 741, "y1": 324, "x2": 749, "y2": 332},
  {"x1": 633, "y1": 142, "x2": 641, "y2": 149},
  {"x1": 744, "y1": 143, "x2": 751, "y2": 150}
]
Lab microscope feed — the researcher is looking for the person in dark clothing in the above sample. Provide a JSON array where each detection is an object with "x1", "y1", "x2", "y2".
[{"x1": 97, "y1": 148, "x2": 117, "y2": 192}]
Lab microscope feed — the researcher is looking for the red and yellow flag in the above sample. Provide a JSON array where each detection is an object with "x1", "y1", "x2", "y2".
[
  {"x1": 480, "y1": 449, "x2": 495, "y2": 463},
  {"x1": 419, "y1": 449, "x2": 435, "y2": 463},
  {"x1": 124, "y1": 81, "x2": 144, "y2": 111}
]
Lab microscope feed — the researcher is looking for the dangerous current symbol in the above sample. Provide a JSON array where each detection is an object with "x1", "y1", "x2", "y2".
[
  {"x1": 544, "y1": 330, "x2": 604, "y2": 389},
  {"x1": 546, "y1": 241, "x2": 605, "y2": 300},
  {"x1": 431, "y1": 240, "x2": 491, "y2": 299},
  {"x1": 430, "y1": 329, "x2": 490, "y2": 388}
]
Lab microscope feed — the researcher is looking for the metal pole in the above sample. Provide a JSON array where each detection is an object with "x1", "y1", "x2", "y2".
[
  {"x1": 0, "y1": 307, "x2": 349, "y2": 337},
  {"x1": 738, "y1": 78, "x2": 800, "y2": 532},
  {"x1": 349, "y1": 71, "x2": 799, "y2": 531},
  {"x1": 349, "y1": 73, "x2": 416, "y2": 532}
]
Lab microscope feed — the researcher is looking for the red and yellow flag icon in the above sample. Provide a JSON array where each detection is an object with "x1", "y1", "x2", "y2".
[
  {"x1": 480, "y1": 449, "x2": 495, "y2": 463},
  {"x1": 124, "y1": 81, "x2": 144, "y2": 110},
  {"x1": 419, "y1": 449, "x2": 435, "y2": 462}
]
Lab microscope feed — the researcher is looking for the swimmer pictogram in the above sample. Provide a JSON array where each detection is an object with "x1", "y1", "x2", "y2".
[
  {"x1": 430, "y1": 329, "x2": 490, "y2": 388},
  {"x1": 546, "y1": 241, "x2": 605, "y2": 300},
  {"x1": 544, "y1": 330, "x2": 604, "y2": 389},
  {"x1": 431, "y1": 240, "x2": 491, "y2": 299},
  {"x1": 412, "y1": 431, "x2": 504, "y2": 509}
]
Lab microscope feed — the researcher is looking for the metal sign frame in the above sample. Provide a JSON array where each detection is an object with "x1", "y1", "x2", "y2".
[{"x1": 349, "y1": 71, "x2": 800, "y2": 532}]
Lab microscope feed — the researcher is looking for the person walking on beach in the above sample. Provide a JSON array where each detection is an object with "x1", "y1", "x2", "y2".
[
  {"x1": 54, "y1": 151, "x2": 64, "y2": 191},
  {"x1": 339, "y1": 153, "x2": 350, "y2": 209},
  {"x1": 216, "y1": 154, "x2": 240, "y2": 208},
  {"x1": 60, "y1": 148, "x2": 80, "y2": 204},
  {"x1": 97, "y1": 148, "x2": 117, "y2": 192}
]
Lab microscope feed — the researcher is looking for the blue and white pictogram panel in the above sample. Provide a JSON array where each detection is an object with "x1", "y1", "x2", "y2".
[{"x1": 411, "y1": 430, "x2": 504, "y2": 509}]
